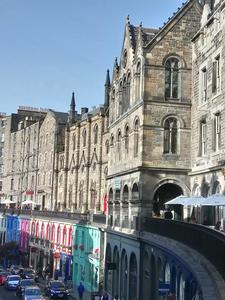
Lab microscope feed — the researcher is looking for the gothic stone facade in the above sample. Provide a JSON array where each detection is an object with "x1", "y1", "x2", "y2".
[
  {"x1": 107, "y1": 0, "x2": 202, "y2": 232},
  {"x1": 190, "y1": 0, "x2": 225, "y2": 223}
]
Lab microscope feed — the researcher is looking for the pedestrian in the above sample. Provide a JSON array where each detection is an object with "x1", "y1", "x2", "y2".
[
  {"x1": 101, "y1": 291, "x2": 110, "y2": 300},
  {"x1": 77, "y1": 282, "x2": 85, "y2": 300},
  {"x1": 113, "y1": 295, "x2": 119, "y2": 300},
  {"x1": 214, "y1": 221, "x2": 222, "y2": 231}
]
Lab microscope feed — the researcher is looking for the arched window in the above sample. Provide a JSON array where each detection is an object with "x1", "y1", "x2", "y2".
[
  {"x1": 118, "y1": 81, "x2": 123, "y2": 116},
  {"x1": 164, "y1": 117, "x2": 178, "y2": 154},
  {"x1": 72, "y1": 133, "x2": 76, "y2": 151},
  {"x1": 122, "y1": 77, "x2": 127, "y2": 113},
  {"x1": 90, "y1": 181, "x2": 97, "y2": 209},
  {"x1": 110, "y1": 135, "x2": 114, "y2": 147},
  {"x1": 82, "y1": 129, "x2": 87, "y2": 147},
  {"x1": 109, "y1": 188, "x2": 113, "y2": 202},
  {"x1": 135, "y1": 61, "x2": 141, "y2": 101},
  {"x1": 134, "y1": 118, "x2": 139, "y2": 157},
  {"x1": 79, "y1": 181, "x2": 84, "y2": 209},
  {"x1": 126, "y1": 73, "x2": 131, "y2": 110},
  {"x1": 132, "y1": 183, "x2": 139, "y2": 202},
  {"x1": 165, "y1": 57, "x2": 180, "y2": 99},
  {"x1": 125, "y1": 125, "x2": 129, "y2": 154},
  {"x1": 105, "y1": 140, "x2": 109, "y2": 154},
  {"x1": 123, "y1": 185, "x2": 129, "y2": 202},
  {"x1": 93, "y1": 124, "x2": 98, "y2": 144},
  {"x1": 117, "y1": 131, "x2": 122, "y2": 160}
]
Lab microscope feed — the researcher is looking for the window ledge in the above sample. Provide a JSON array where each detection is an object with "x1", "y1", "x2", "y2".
[{"x1": 163, "y1": 153, "x2": 179, "y2": 160}]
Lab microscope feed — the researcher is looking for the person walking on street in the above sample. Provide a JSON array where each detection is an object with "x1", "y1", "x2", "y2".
[
  {"x1": 101, "y1": 291, "x2": 110, "y2": 300},
  {"x1": 78, "y1": 282, "x2": 85, "y2": 300}
]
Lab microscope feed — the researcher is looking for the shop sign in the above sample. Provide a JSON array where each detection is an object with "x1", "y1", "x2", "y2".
[{"x1": 114, "y1": 179, "x2": 121, "y2": 189}]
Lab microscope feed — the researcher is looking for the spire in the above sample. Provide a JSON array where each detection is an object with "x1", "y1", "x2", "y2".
[
  {"x1": 68, "y1": 92, "x2": 76, "y2": 125},
  {"x1": 105, "y1": 69, "x2": 110, "y2": 87},
  {"x1": 104, "y1": 69, "x2": 111, "y2": 107}
]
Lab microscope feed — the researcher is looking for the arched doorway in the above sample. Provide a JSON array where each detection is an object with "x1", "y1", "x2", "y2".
[
  {"x1": 129, "y1": 253, "x2": 137, "y2": 300},
  {"x1": 153, "y1": 183, "x2": 183, "y2": 219},
  {"x1": 143, "y1": 251, "x2": 150, "y2": 300},
  {"x1": 120, "y1": 250, "x2": 128, "y2": 300},
  {"x1": 201, "y1": 182, "x2": 214, "y2": 225},
  {"x1": 105, "y1": 244, "x2": 112, "y2": 295},
  {"x1": 112, "y1": 247, "x2": 119, "y2": 297}
]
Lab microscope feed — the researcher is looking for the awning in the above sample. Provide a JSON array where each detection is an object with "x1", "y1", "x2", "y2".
[
  {"x1": 0, "y1": 199, "x2": 16, "y2": 204},
  {"x1": 201, "y1": 194, "x2": 225, "y2": 206},
  {"x1": 165, "y1": 195, "x2": 205, "y2": 206}
]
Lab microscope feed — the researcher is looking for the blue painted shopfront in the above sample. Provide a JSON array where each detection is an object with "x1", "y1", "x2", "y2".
[{"x1": 72, "y1": 224, "x2": 102, "y2": 293}]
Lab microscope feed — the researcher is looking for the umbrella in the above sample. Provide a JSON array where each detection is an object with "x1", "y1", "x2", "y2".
[
  {"x1": 201, "y1": 194, "x2": 225, "y2": 206},
  {"x1": 165, "y1": 195, "x2": 205, "y2": 206},
  {"x1": 0, "y1": 199, "x2": 16, "y2": 204}
]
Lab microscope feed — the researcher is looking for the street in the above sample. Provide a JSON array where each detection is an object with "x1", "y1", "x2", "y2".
[
  {"x1": 0, "y1": 285, "x2": 19, "y2": 300},
  {"x1": 0, "y1": 281, "x2": 75, "y2": 300}
]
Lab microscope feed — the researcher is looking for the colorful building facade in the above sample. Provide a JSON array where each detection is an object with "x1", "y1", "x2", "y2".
[{"x1": 73, "y1": 224, "x2": 103, "y2": 293}]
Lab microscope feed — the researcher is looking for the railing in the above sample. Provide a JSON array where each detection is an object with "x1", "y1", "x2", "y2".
[
  {"x1": 141, "y1": 217, "x2": 225, "y2": 281},
  {"x1": 92, "y1": 213, "x2": 106, "y2": 225},
  {"x1": 0, "y1": 208, "x2": 89, "y2": 222}
]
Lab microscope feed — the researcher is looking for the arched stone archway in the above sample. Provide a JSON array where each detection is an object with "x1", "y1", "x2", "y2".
[
  {"x1": 143, "y1": 251, "x2": 151, "y2": 300},
  {"x1": 112, "y1": 246, "x2": 119, "y2": 297},
  {"x1": 131, "y1": 183, "x2": 139, "y2": 203},
  {"x1": 105, "y1": 244, "x2": 112, "y2": 294},
  {"x1": 129, "y1": 253, "x2": 138, "y2": 300},
  {"x1": 150, "y1": 254, "x2": 157, "y2": 299},
  {"x1": 153, "y1": 183, "x2": 183, "y2": 218},
  {"x1": 120, "y1": 250, "x2": 128, "y2": 300}
]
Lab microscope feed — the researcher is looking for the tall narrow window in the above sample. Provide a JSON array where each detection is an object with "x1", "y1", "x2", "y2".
[
  {"x1": 201, "y1": 67, "x2": 207, "y2": 102},
  {"x1": 93, "y1": 124, "x2": 98, "y2": 144},
  {"x1": 122, "y1": 77, "x2": 127, "y2": 114},
  {"x1": 165, "y1": 58, "x2": 180, "y2": 99},
  {"x1": 200, "y1": 121, "x2": 206, "y2": 156},
  {"x1": 134, "y1": 119, "x2": 139, "y2": 157},
  {"x1": 212, "y1": 55, "x2": 220, "y2": 94},
  {"x1": 117, "y1": 131, "x2": 122, "y2": 160},
  {"x1": 126, "y1": 73, "x2": 131, "y2": 111},
  {"x1": 213, "y1": 113, "x2": 221, "y2": 151},
  {"x1": 135, "y1": 62, "x2": 141, "y2": 101},
  {"x1": 82, "y1": 129, "x2": 87, "y2": 147},
  {"x1": 125, "y1": 126, "x2": 129, "y2": 154},
  {"x1": 118, "y1": 82, "x2": 123, "y2": 116},
  {"x1": 164, "y1": 118, "x2": 178, "y2": 154},
  {"x1": 72, "y1": 133, "x2": 76, "y2": 150}
]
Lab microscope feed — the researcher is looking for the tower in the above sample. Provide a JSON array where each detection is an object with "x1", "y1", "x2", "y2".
[{"x1": 68, "y1": 92, "x2": 76, "y2": 125}]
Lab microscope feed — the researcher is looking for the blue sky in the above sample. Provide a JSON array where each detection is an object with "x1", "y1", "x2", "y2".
[{"x1": 0, "y1": 0, "x2": 184, "y2": 114}]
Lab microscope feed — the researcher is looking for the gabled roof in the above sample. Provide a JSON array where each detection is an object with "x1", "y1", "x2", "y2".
[{"x1": 144, "y1": 0, "x2": 202, "y2": 49}]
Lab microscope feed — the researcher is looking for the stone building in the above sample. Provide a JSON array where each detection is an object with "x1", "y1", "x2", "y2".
[
  {"x1": 2, "y1": 107, "x2": 47, "y2": 205},
  {"x1": 105, "y1": 0, "x2": 203, "y2": 299},
  {"x1": 57, "y1": 90, "x2": 109, "y2": 213},
  {"x1": 190, "y1": 0, "x2": 225, "y2": 224},
  {"x1": 37, "y1": 110, "x2": 67, "y2": 210}
]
